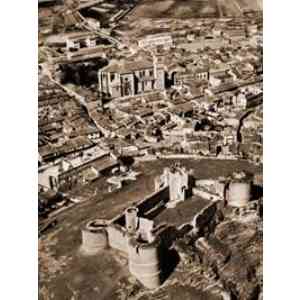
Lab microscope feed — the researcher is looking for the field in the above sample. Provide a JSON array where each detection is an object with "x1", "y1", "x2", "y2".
[{"x1": 128, "y1": 0, "x2": 262, "y2": 19}]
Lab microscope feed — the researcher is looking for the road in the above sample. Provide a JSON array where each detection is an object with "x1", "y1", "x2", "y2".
[{"x1": 77, "y1": 12, "x2": 124, "y2": 48}]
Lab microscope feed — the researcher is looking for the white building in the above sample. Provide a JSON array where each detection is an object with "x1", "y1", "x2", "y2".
[{"x1": 138, "y1": 33, "x2": 173, "y2": 49}]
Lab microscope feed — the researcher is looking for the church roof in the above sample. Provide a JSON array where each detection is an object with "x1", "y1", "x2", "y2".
[{"x1": 102, "y1": 59, "x2": 154, "y2": 74}]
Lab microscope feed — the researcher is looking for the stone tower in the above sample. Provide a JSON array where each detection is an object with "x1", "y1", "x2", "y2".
[
  {"x1": 153, "y1": 55, "x2": 165, "y2": 90},
  {"x1": 166, "y1": 163, "x2": 190, "y2": 207},
  {"x1": 127, "y1": 236, "x2": 163, "y2": 289},
  {"x1": 125, "y1": 207, "x2": 139, "y2": 233}
]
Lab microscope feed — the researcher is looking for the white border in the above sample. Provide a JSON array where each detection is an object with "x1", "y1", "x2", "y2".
[
  {"x1": 0, "y1": 0, "x2": 299, "y2": 299},
  {"x1": 264, "y1": 0, "x2": 300, "y2": 299},
  {"x1": 0, "y1": 1, "x2": 38, "y2": 299}
]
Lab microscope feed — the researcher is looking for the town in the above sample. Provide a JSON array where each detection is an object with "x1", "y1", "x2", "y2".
[{"x1": 38, "y1": 0, "x2": 263, "y2": 299}]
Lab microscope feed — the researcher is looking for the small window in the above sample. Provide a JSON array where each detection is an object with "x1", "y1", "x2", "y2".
[{"x1": 111, "y1": 73, "x2": 115, "y2": 81}]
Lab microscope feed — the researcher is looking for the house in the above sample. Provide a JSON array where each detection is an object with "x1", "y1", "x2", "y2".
[
  {"x1": 234, "y1": 92, "x2": 248, "y2": 109},
  {"x1": 209, "y1": 72, "x2": 234, "y2": 88},
  {"x1": 174, "y1": 67, "x2": 209, "y2": 86},
  {"x1": 65, "y1": 32, "x2": 100, "y2": 51}
]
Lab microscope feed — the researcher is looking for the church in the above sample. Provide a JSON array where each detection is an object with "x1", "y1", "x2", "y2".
[{"x1": 98, "y1": 55, "x2": 166, "y2": 98}]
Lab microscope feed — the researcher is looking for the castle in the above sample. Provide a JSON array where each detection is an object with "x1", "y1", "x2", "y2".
[
  {"x1": 80, "y1": 164, "x2": 212, "y2": 288},
  {"x1": 80, "y1": 164, "x2": 252, "y2": 289}
]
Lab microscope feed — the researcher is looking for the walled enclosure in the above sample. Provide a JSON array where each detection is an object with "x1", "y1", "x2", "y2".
[{"x1": 80, "y1": 166, "x2": 221, "y2": 289}]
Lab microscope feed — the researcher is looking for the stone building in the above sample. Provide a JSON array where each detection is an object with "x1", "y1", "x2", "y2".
[
  {"x1": 138, "y1": 33, "x2": 173, "y2": 49},
  {"x1": 65, "y1": 32, "x2": 100, "y2": 52},
  {"x1": 174, "y1": 67, "x2": 209, "y2": 86},
  {"x1": 98, "y1": 57, "x2": 165, "y2": 98}
]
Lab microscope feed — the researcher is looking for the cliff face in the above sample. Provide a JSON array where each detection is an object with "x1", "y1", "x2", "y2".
[{"x1": 215, "y1": 221, "x2": 263, "y2": 300}]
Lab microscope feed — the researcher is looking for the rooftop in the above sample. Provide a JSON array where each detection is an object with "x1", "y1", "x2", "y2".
[{"x1": 102, "y1": 59, "x2": 154, "y2": 74}]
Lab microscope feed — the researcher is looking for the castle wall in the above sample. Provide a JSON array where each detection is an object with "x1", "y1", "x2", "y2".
[
  {"x1": 137, "y1": 187, "x2": 169, "y2": 216},
  {"x1": 138, "y1": 218, "x2": 155, "y2": 242},
  {"x1": 192, "y1": 188, "x2": 220, "y2": 201},
  {"x1": 106, "y1": 224, "x2": 129, "y2": 253},
  {"x1": 157, "y1": 225, "x2": 178, "y2": 249}
]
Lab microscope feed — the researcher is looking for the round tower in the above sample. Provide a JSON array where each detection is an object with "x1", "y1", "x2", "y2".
[
  {"x1": 125, "y1": 207, "x2": 139, "y2": 233},
  {"x1": 127, "y1": 236, "x2": 163, "y2": 289},
  {"x1": 227, "y1": 181, "x2": 251, "y2": 207},
  {"x1": 81, "y1": 219, "x2": 108, "y2": 255}
]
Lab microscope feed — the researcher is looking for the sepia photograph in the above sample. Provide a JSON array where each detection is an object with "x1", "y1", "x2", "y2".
[
  {"x1": 6, "y1": 0, "x2": 300, "y2": 298},
  {"x1": 37, "y1": 0, "x2": 263, "y2": 299}
]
